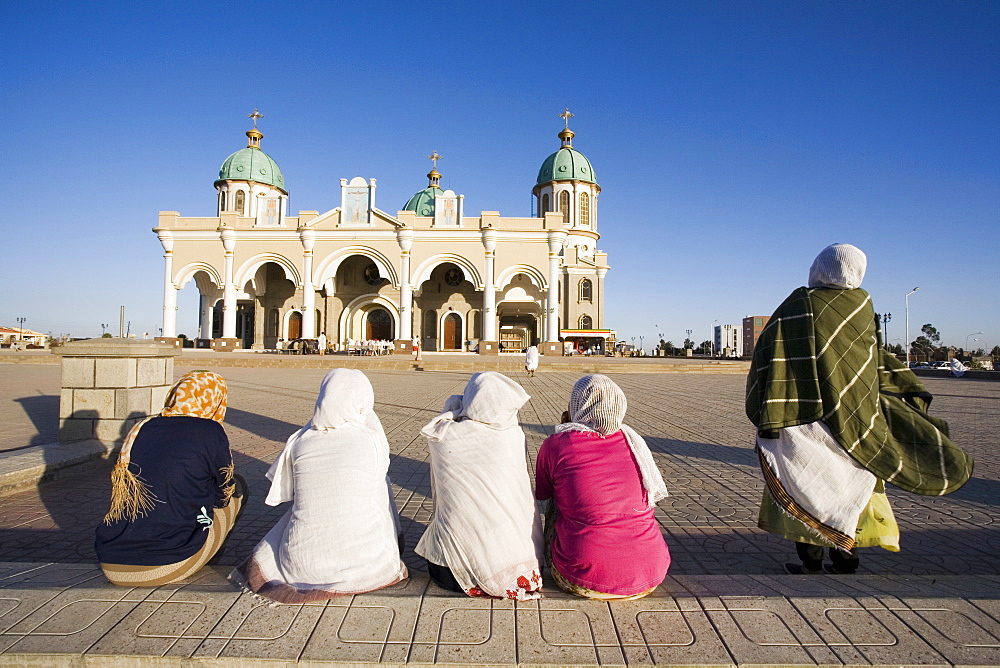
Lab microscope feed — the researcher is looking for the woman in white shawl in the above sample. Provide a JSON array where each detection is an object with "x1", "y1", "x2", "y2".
[
  {"x1": 417, "y1": 372, "x2": 543, "y2": 600},
  {"x1": 231, "y1": 369, "x2": 407, "y2": 603},
  {"x1": 524, "y1": 345, "x2": 539, "y2": 377}
]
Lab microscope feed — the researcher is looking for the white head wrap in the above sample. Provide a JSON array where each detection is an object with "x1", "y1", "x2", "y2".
[
  {"x1": 416, "y1": 372, "x2": 542, "y2": 600},
  {"x1": 421, "y1": 372, "x2": 530, "y2": 440},
  {"x1": 265, "y1": 369, "x2": 387, "y2": 505},
  {"x1": 808, "y1": 243, "x2": 867, "y2": 289},
  {"x1": 556, "y1": 375, "x2": 668, "y2": 507}
]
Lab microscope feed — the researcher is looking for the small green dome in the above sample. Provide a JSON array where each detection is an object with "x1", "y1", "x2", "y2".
[
  {"x1": 403, "y1": 186, "x2": 441, "y2": 216},
  {"x1": 536, "y1": 147, "x2": 597, "y2": 185},
  {"x1": 216, "y1": 147, "x2": 286, "y2": 191}
]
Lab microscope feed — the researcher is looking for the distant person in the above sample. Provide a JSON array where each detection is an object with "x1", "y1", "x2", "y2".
[
  {"x1": 417, "y1": 372, "x2": 543, "y2": 599},
  {"x1": 536, "y1": 375, "x2": 670, "y2": 599},
  {"x1": 95, "y1": 371, "x2": 247, "y2": 586},
  {"x1": 524, "y1": 345, "x2": 539, "y2": 377},
  {"x1": 949, "y1": 358, "x2": 967, "y2": 378},
  {"x1": 747, "y1": 244, "x2": 973, "y2": 574},
  {"x1": 317, "y1": 332, "x2": 327, "y2": 356},
  {"x1": 232, "y1": 369, "x2": 407, "y2": 602},
  {"x1": 275, "y1": 339, "x2": 284, "y2": 353}
]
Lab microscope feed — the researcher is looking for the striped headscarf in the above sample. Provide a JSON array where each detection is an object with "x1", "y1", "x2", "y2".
[
  {"x1": 104, "y1": 371, "x2": 230, "y2": 524},
  {"x1": 556, "y1": 375, "x2": 668, "y2": 507}
]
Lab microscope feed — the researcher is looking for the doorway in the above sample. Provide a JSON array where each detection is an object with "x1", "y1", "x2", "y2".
[
  {"x1": 443, "y1": 313, "x2": 461, "y2": 350},
  {"x1": 365, "y1": 307, "x2": 393, "y2": 340},
  {"x1": 288, "y1": 311, "x2": 302, "y2": 339}
]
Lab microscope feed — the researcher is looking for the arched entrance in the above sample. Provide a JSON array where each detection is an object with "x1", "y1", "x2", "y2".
[
  {"x1": 365, "y1": 307, "x2": 394, "y2": 340},
  {"x1": 288, "y1": 311, "x2": 302, "y2": 339},
  {"x1": 443, "y1": 313, "x2": 461, "y2": 350}
]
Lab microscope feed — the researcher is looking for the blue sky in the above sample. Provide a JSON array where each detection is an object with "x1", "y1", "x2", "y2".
[{"x1": 2, "y1": 1, "x2": 997, "y2": 351}]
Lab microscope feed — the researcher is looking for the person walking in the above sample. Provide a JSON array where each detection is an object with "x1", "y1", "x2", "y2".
[{"x1": 746, "y1": 243, "x2": 973, "y2": 574}]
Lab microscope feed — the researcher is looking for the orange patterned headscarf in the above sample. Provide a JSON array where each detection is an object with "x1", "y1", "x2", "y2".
[
  {"x1": 161, "y1": 371, "x2": 227, "y2": 422},
  {"x1": 104, "y1": 371, "x2": 229, "y2": 524}
]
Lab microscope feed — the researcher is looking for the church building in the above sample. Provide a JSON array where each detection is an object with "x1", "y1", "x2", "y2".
[{"x1": 153, "y1": 110, "x2": 612, "y2": 354}]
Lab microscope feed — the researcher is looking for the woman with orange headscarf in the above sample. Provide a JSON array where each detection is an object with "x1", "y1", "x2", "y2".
[{"x1": 95, "y1": 371, "x2": 247, "y2": 586}]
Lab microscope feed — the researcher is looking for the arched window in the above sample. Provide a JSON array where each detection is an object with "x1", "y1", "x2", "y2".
[
  {"x1": 579, "y1": 315, "x2": 593, "y2": 329},
  {"x1": 559, "y1": 190, "x2": 570, "y2": 225},
  {"x1": 580, "y1": 192, "x2": 590, "y2": 227},
  {"x1": 579, "y1": 278, "x2": 593, "y2": 302},
  {"x1": 541, "y1": 193, "x2": 549, "y2": 216},
  {"x1": 220, "y1": 191, "x2": 227, "y2": 212},
  {"x1": 235, "y1": 190, "x2": 245, "y2": 216}
]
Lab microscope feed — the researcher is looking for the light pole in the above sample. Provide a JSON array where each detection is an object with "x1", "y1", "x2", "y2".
[
  {"x1": 639, "y1": 335, "x2": 644, "y2": 355},
  {"x1": 904, "y1": 287, "x2": 919, "y2": 367},
  {"x1": 966, "y1": 332, "x2": 984, "y2": 354},
  {"x1": 100, "y1": 323, "x2": 109, "y2": 337},
  {"x1": 16, "y1": 317, "x2": 26, "y2": 341},
  {"x1": 880, "y1": 313, "x2": 892, "y2": 349}
]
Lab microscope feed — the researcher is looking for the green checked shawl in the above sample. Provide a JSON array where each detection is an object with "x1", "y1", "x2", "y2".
[{"x1": 746, "y1": 287, "x2": 972, "y2": 496}]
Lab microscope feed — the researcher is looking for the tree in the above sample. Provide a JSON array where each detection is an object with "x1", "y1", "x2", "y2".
[
  {"x1": 920, "y1": 323, "x2": 941, "y2": 345},
  {"x1": 697, "y1": 340, "x2": 712, "y2": 355},
  {"x1": 101, "y1": 333, "x2": 112, "y2": 338},
  {"x1": 992, "y1": 345, "x2": 1000, "y2": 358},
  {"x1": 683, "y1": 338, "x2": 693, "y2": 350}
]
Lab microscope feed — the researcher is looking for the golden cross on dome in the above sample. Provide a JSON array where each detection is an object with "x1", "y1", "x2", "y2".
[
  {"x1": 427, "y1": 150, "x2": 442, "y2": 169},
  {"x1": 248, "y1": 109, "x2": 264, "y2": 129},
  {"x1": 559, "y1": 108, "x2": 574, "y2": 128}
]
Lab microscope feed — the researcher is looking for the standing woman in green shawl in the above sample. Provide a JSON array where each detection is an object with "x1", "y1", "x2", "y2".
[{"x1": 746, "y1": 244, "x2": 972, "y2": 574}]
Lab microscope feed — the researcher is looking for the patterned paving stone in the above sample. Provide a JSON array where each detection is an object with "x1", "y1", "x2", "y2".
[{"x1": 0, "y1": 363, "x2": 997, "y2": 664}]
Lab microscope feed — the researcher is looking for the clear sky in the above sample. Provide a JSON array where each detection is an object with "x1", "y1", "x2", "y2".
[{"x1": 2, "y1": 1, "x2": 997, "y2": 352}]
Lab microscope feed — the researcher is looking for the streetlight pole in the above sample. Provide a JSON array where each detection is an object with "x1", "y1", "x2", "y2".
[
  {"x1": 966, "y1": 332, "x2": 984, "y2": 354},
  {"x1": 880, "y1": 313, "x2": 892, "y2": 350},
  {"x1": 904, "y1": 287, "x2": 919, "y2": 367}
]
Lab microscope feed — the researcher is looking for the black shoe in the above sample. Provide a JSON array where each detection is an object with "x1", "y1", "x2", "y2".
[
  {"x1": 823, "y1": 563, "x2": 856, "y2": 575},
  {"x1": 785, "y1": 562, "x2": 823, "y2": 575}
]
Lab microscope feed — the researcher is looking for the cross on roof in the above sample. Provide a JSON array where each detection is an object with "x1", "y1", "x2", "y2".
[
  {"x1": 427, "y1": 150, "x2": 442, "y2": 168},
  {"x1": 248, "y1": 109, "x2": 263, "y2": 129},
  {"x1": 559, "y1": 107, "x2": 574, "y2": 128}
]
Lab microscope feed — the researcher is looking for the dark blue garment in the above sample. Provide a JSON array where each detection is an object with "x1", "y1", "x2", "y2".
[{"x1": 95, "y1": 416, "x2": 232, "y2": 566}]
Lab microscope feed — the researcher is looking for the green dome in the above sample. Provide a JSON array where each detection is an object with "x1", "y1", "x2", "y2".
[
  {"x1": 536, "y1": 147, "x2": 597, "y2": 185},
  {"x1": 216, "y1": 147, "x2": 286, "y2": 191},
  {"x1": 403, "y1": 186, "x2": 441, "y2": 216}
]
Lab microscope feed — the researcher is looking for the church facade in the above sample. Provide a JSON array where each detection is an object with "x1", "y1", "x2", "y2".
[{"x1": 154, "y1": 111, "x2": 611, "y2": 354}]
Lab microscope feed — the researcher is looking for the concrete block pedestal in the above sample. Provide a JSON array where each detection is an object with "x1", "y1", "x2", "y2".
[
  {"x1": 154, "y1": 336, "x2": 182, "y2": 349},
  {"x1": 541, "y1": 341, "x2": 563, "y2": 356},
  {"x1": 54, "y1": 338, "x2": 179, "y2": 444},
  {"x1": 211, "y1": 338, "x2": 241, "y2": 352},
  {"x1": 477, "y1": 341, "x2": 499, "y2": 355}
]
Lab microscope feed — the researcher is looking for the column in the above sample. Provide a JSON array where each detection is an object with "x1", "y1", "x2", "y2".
[
  {"x1": 397, "y1": 229, "x2": 414, "y2": 340},
  {"x1": 198, "y1": 294, "x2": 212, "y2": 340},
  {"x1": 596, "y1": 266, "x2": 608, "y2": 328},
  {"x1": 300, "y1": 229, "x2": 316, "y2": 338},
  {"x1": 221, "y1": 229, "x2": 237, "y2": 339},
  {"x1": 157, "y1": 231, "x2": 177, "y2": 337},
  {"x1": 546, "y1": 231, "x2": 566, "y2": 341},
  {"x1": 482, "y1": 229, "x2": 497, "y2": 341}
]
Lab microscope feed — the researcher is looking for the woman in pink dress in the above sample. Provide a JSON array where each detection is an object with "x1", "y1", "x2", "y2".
[{"x1": 535, "y1": 375, "x2": 670, "y2": 599}]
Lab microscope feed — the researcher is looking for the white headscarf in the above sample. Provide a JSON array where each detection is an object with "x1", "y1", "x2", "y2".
[
  {"x1": 416, "y1": 372, "x2": 543, "y2": 600},
  {"x1": 808, "y1": 243, "x2": 867, "y2": 289},
  {"x1": 241, "y1": 369, "x2": 405, "y2": 596},
  {"x1": 556, "y1": 374, "x2": 669, "y2": 507}
]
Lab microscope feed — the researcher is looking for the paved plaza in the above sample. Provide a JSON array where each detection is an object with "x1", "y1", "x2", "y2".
[{"x1": 0, "y1": 359, "x2": 998, "y2": 665}]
